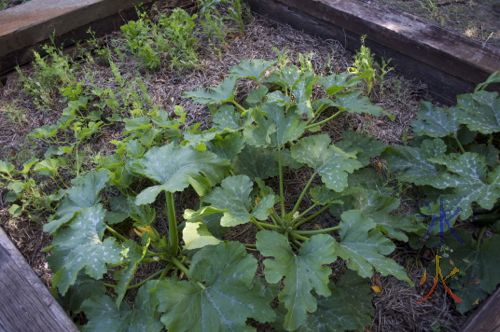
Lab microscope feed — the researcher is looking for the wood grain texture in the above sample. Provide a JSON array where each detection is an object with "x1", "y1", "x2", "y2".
[
  {"x1": 461, "y1": 287, "x2": 500, "y2": 332},
  {"x1": 0, "y1": 0, "x2": 156, "y2": 56},
  {"x1": 0, "y1": 227, "x2": 77, "y2": 332},
  {"x1": 0, "y1": 0, "x2": 160, "y2": 75},
  {"x1": 248, "y1": 0, "x2": 500, "y2": 103}
]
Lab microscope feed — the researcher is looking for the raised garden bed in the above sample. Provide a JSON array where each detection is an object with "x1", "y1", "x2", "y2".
[
  {"x1": 360, "y1": 0, "x2": 500, "y2": 49},
  {"x1": 0, "y1": 0, "x2": 29, "y2": 11},
  {"x1": 0, "y1": 227, "x2": 78, "y2": 331},
  {"x1": 247, "y1": 0, "x2": 500, "y2": 103},
  {"x1": 0, "y1": 0, "x2": 499, "y2": 331},
  {"x1": 0, "y1": 0, "x2": 167, "y2": 76}
]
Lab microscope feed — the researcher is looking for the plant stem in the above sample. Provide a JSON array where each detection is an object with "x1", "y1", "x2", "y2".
[
  {"x1": 295, "y1": 203, "x2": 319, "y2": 221},
  {"x1": 127, "y1": 269, "x2": 163, "y2": 289},
  {"x1": 74, "y1": 143, "x2": 80, "y2": 176},
  {"x1": 476, "y1": 227, "x2": 487, "y2": 251},
  {"x1": 305, "y1": 110, "x2": 343, "y2": 129},
  {"x1": 278, "y1": 150, "x2": 286, "y2": 218},
  {"x1": 295, "y1": 225, "x2": 341, "y2": 235},
  {"x1": 454, "y1": 134, "x2": 466, "y2": 153},
  {"x1": 252, "y1": 219, "x2": 280, "y2": 230},
  {"x1": 270, "y1": 209, "x2": 284, "y2": 226},
  {"x1": 159, "y1": 266, "x2": 171, "y2": 279},
  {"x1": 166, "y1": 192, "x2": 179, "y2": 256},
  {"x1": 293, "y1": 205, "x2": 331, "y2": 228},
  {"x1": 106, "y1": 225, "x2": 128, "y2": 242},
  {"x1": 232, "y1": 100, "x2": 247, "y2": 113},
  {"x1": 289, "y1": 232, "x2": 308, "y2": 241},
  {"x1": 146, "y1": 249, "x2": 162, "y2": 257},
  {"x1": 170, "y1": 257, "x2": 189, "y2": 276},
  {"x1": 291, "y1": 172, "x2": 317, "y2": 215},
  {"x1": 310, "y1": 104, "x2": 330, "y2": 124},
  {"x1": 251, "y1": 218, "x2": 264, "y2": 230},
  {"x1": 269, "y1": 212, "x2": 279, "y2": 226},
  {"x1": 290, "y1": 239, "x2": 301, "y2": 250}
]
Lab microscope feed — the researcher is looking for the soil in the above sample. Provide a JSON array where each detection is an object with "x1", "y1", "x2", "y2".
[
  {"x1": 0, "y1": 8, "x2": 466, "y2": 332},
  {"x1": 361, "y1": 0, "x2": 500, "y2": 49}
]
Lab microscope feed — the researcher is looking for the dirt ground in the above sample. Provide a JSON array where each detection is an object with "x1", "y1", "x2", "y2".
[
  {"x1": 0, "y1": 10, "x2": 466, "y2": 331},
  {"x1": 361, "y1": 0, "x2": 500, "y2": 49}
]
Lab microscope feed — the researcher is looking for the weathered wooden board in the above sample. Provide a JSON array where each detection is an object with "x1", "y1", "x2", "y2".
[
  {"x1": 247, "y1": 0, "x2": 500, "y2": 103},
  {"x1": 0, "y1": 227, "x2": 77, "y2": 332},
  {"x1": 461, "y1": 287, "x2": 500, "y2": 332},
  {"x1": 0, "y1": 0, "x2": 158, "y2": 76}
]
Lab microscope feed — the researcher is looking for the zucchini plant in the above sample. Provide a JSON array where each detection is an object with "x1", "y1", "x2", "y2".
[
  {"x1": 384, "y1": 72, "x2": 500, "y2": 313},
  {"x1": 6, "y1": 39, "x2": 498, "y2": 328},
  {"x1": 43, "y1": 58, "x2": 419, "y2": 331}
]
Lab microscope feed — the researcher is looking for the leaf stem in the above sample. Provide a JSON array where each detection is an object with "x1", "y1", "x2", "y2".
[
  {"x1": 232, "y1": 100, "x2": 247, "y2": 113},
  {"x1": 291, "y1": 172, "x2": 317, "y2": 216},
  {"x1": 252, "y1": 219, "x2": 280, "y2": 230},
  {"x1": 305, "y1": 110, "x2": 343, "y2": 129},
  {"x1": 453, "y1": 134, "x2": 466, "y2": 153},
  {"x1": 295, "y1": 225, "x2": 341, "y2": 235},
  {"x1": 74, "y1": 143, "x2": 81, "y2": 176},
  {"x1": 106, "y1": 225, "x2": 128, "y2": 242},
  {"x1": 295, "y1": 203, "x2": 319, "y2": 221},
  {"x1": 278, "y1": 150, "x2": 286, "y2": 218},
  {"x1": 145, "y1": 249, "x2": 163, "y2": 258},
  {"x1": 159, "y1": 266, "x2": 170, "y2": 279},
  {"x1": 270, "y1": 209, "x2": 284, "y2": 226},
  {"x1": 310, "y1": 104, "x2": 330, "y2": 123},
  {"x1": 476, "y1": 227, "x2": 487, "y2": 251},
  {"x1": 170, "y1": 257, "x2": 189, "y2": 276},
  {"x1": 293, "y1": 205, "x2": 331, "y2": 228},
  {"x1": 289, "y1": 232, "x2": 308, "y2": 241},
  {"x1": 127, "y1": 269, "x2": 164, "y2": 289},
  {"x1": 251, "y1": 219, "x2": 264, "y2": 230},
  {"x1": 269, "y1": 212, "x2": 279, "y2": 226},
  {"x1": 166, "y1": 192, "x2": 179, "y2": 256}
]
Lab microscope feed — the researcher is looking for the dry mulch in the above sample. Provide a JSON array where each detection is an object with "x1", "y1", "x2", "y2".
[{"x1": 0, "y1": 12, "x2": 465, "y2": 331}]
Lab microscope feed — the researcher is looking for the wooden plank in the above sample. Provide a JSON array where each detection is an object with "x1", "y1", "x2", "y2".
[
  {"x1": 0, "y1": 227, "x2": 78, "y2": 332},
  {"x1": 461, "y1": 287, "x2": 500, "y2": 332},
  {"x1": 247, "y1": 0, "x2": 500, "y2": 103},
  {"x1": 0, "y1": 0, "x2": 158, "y2": 75}
]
